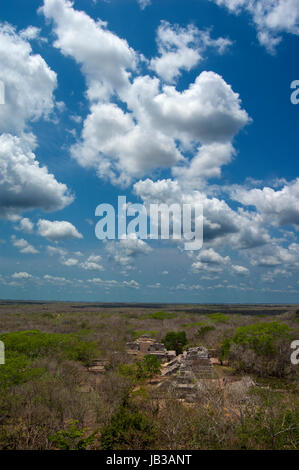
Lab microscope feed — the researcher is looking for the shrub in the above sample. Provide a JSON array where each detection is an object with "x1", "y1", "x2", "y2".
[
  {"x1": 140, "y1": 355, "x2": 161, "y2": 378},
  {"x1": 196, "y1": 325, "x2": 215, "y2": 338},
  {"x1": 162, "y1": 331, "x2": 187, "y2": 354},
  {"x1": 206, "y1": 313, "x2": 230, "y2": 323},
  {"x1": 100, "y1": 406, "x2": 156, "y2": 450},
  {"x1": 219, "y1": 338, "x2": 231, "y2": 363},
  {"x1": 0, "y1": 351, "x2": 45, "y2": 389},
  {"x1": 118, "y1": 355, "x2": 161, "y2": 381},
  {"x1": 133, "y1": 330, "x2": 158, "y2": 339},
  {"x1": 50, "y1": 419, "x2": 98, "y2": 450},
  {"x1": 149, "y1": 311, "x2": 177, "y2": 320}
]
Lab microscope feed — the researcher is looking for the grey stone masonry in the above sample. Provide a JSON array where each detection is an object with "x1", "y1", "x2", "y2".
[
  {"x1": 126, "y1": 335, "x2": 176, "y2": 363},
  {"x1": 161, "y1": 346, "x2": 216, "y2": 382}
]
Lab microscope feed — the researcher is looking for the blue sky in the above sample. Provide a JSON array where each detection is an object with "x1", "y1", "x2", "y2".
[{"x1": 0, "y1": 0, "x2": 299, "y2": 302}]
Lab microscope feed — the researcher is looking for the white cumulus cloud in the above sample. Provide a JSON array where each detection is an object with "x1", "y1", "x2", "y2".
[
  {"x1": 210, "y1": 0, "x2": 299, "y2": 52},
  {"x1": 37, "y1": 219, "x2": 83, "y2": 241}
]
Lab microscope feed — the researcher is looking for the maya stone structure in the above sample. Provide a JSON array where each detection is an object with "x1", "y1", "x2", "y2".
[
  {"x1": 126, "y1": 335, "x2": 176, "y2": 363},
  {"x1": 158, "y1": 346, "x2": 217, "y2": 400},
  {"x1": 162, "y1": 346, "x2": 215, "y2": 378},
  {"x1": 87, "y1": 359, "x2": 110, "y2": 374}
]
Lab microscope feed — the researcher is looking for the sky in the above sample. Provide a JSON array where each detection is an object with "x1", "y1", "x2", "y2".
[{"x1": 0, "y1": 0, "x2": 299, "y2": 303}]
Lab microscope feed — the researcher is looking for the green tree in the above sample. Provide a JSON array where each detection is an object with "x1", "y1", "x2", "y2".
[
  {"x1": 100, "y1": 406, "x2": 156, "y2": 450},
  {"x1": 50, "y1": 420, "x2": 98, "y2": 450},
  {"x1": 0, "y1": 330, "x2": 98, "y2": 364},
  {"x1": 162, "y1": 331, "x2": 188, "y2": 354},
  {"x1": 118, "y1": 355, "x2": 161, "y2": 381},
  {"x1": 232, "y1": 322, "x2": 292, "y2": 356},
  {"x1": 140, "y1": 355, "x2": 161, "y2": 378}
]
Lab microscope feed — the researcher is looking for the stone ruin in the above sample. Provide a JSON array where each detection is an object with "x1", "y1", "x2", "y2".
[
  {"x1": 157, "y1": 346, "x2": 217, "y2": 400},
  {"x1": 126, "y1": 335, "x2": 176, "y2": 363},
  {"x1": 162, "y1": 346, "x2": 215, "y2": 378},
  {"x1": 87, "y1": 359, "x2": 110, "y2": 374}
]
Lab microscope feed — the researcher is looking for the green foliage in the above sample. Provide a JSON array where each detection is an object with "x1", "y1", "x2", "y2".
[
  {"x1": 0, "y1": 351, "x2": 45, "y2": 389},
  {"x1": 118, "y1": 355, "x2": 161, "y2": 381},
  {"x1": 0, "y1": 330, "x2": 98, "y2": 364},
  {"x1": 133, "y1": 330, "x2": 158, "y2": 339},
  {"x1": 100, "y1": 406, "x2": 156, "y2": 450},
  {"x1": 50, "y1": 420, "x2": 98, "y2": 450},
  {"x1": 220, "y1": 338, "x2": 231, "y2": 362},
  {"x1": 149, "y1": 311, "x2": 177, "y2": 320},
  {"x1": 162, "y1": 331, "x2": 187, "y2": 354},
  {"x1": 141, "y1": 355, "x2": 161, "y2": 377},
  {"x1": 181, "y1": 321, "x2": 206, "y2": 328},
  {"x1": 118, "y1": 363, "x2": 138, "y2": 380},
  {"x1": 196, "y1": 325, "x2": 215, "y2": 338},
  {"x1": 232, "y1": 322, "x2": 292, "y2": 355},
  {"x1": 206, "y1": 313, "x2": 230, "y2": 323},
  {"x1": 118, "y1": 363, "x2": 139, "y2": 380}
]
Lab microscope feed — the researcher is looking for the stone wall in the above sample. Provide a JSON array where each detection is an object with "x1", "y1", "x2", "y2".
[{"x1": 126, "y1": 335, "x2": 176, "y2": 363}]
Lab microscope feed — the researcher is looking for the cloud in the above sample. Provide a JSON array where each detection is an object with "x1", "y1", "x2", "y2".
[
  {"x1": 88, "y1": 277, "x2": 140, "y2": 289},
  {"x1": 251, "y1": 242, "x2": 299, "y2": 268},
  {"x1": 81, "y1": 254, "x2": 104, "y2": 271},
  {"x1": 61, "y1": 257, "x2": 79, "y2": 267},
  {"x1": 134, "y1": 178, "x2": 269, "y2": 249},
  {"x1": 41, "y1": 0, "x2": 137, "y2": 101},
  {"x1": 71, "y1": 71, "x2": 249, "y2": 185},
  {"x1": 12, "y1": 272, "x2": 32, "y2": 279},
  {"x1": 231, "y1": 179, "x2": 299, "y2": 227},
  {"x1": 150, "y1": 71, "x2": 249, "y2": 145},
  {"x1": 148, "y1": 282, "x2": 161, "y2": 289},
  {"x1": 172, "y1": 142, "x2": 235, "y2": 186},
  {"x1": 196, "y1": 248, "x2": 230, "y2": 264},
  {"x1": 210, "y1": 0, "x2": 299, "y2": 52},
  {"x1": 0, "y1": 24, "x2": 73, "y2": 219},
  {"x1": 42, "y1": 0, "x2": 249, "y2": 186},
  {"x1": 46, "y1": 245, "x2": 68, "y2": 256},
  {"x1": 71, "y1": 101, "x2": 183, "y2": 185},
  {"x1": 174, "y1": 283, "x2": 204, "y2": 291},
  {"x1": 232, "y1": 264, "x2": 249, "y2": 275},
  {"x1": 0, "y1": 134, "x2": 74, "y2": 219},
  {"x1": 123, "y1": 279, "x2": 140, "y2": 289},
  {"x1": 137, "y1": 0, "x2": 151, "y2": 9},
  {"x1": 150, "y1": 21, "x2": 231, "y2": 83},
  {"x1": 37, "y1": 219, "x2": 83, "y2": 241},
  {"x1": 19, "y1": 26, "x2": 45, "y2": 42},
  {"x1": 44, "y1": 274, "x2": 71, "y2": 284},
  {"x1": 191, "y1": 248, "x2": 230, "y2": 272},
  {"x1": 11, "y1": 235, "x2": 39, "y2": 254},
  {"x1": 0, "y1": 23, "x2": 57, "y2": 134},
  {"x1": 105, "y1": 236, "x2": 152, "y2": 267},
  {"x1": 15, "y1": 218, "x2": 34, "y2": 234}
]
